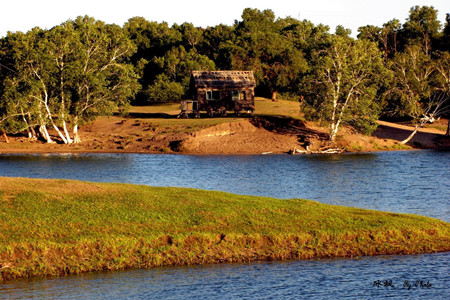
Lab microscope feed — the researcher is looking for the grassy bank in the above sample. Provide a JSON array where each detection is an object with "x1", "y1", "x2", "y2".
[{"x1": 1, "y1": 177, "x2": 449, "y2": 281}]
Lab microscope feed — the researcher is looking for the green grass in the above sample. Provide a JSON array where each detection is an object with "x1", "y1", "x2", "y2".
[
  {"x1": 129, "y1": 97, "x2": 302, "y2": 117},
  {"x1": 384, "y1": 143, "x2": 411, "y2": 150},
  {"x1": 253, "y1": 97, "x2": 303, "y2": 118},
  {"x1": 126, "y1": 97, "x2": 304, "y2": 133},
  {"x1": 424, "y1": 123, "x2": 448, "y2": 131},
  {"x1": 1, "y1": 177, "x2": 448, "y2": 281}
]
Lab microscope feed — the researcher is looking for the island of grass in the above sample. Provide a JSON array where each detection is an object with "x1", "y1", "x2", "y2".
[{"x1": 1, "y1": 177, "x2": 449, "y2": 281}]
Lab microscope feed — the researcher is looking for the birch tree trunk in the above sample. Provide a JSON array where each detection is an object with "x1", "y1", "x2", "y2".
[
  {"x1": 329, "y1": 71, "x2": 341, "y2": 142},
  {"x1": 330, "y1": 119, "x2": 341, "y2": 142},
  {"x1": 51, "y1": 124, "x2": 68, "y2": 144},
  {"x1": 62, "y1": 120, "x2": 73, "y2": 144},
  {"x1": 271, "y1": 91, "x2": 277, "y2": 102},
  {"x1": 400, "y1": 124, "x2": 421, "y2": 144},
  {"x1": 39, "y1": 124, "x2": 53, "y2": 143},
  {"x1": 400, "y1": 116, "x2": 432, "y2": 145},
  {"x1": 20, "y1": 109, "x2": 35, "y2": 140},
  {"x1": 2, "y1": 131, "x2": 9, "y2": 143},
  {"x1": 37, "y1": 103, "x2": 53, "y2": 143},
  {"x1": 41, "y1": 92, "x2": 69, "y2": 144},
  {"x1": 72, "y1": 116, "x2": 81, "y2": 143},
  {"x1": 59, "y1": 61, "x2": 73, "y2": 144},
  {"x1": 30, "y1": 126, "x2": 37, "y2": 140},
  {"x1": 73, "y1": 124, "x2": 81, "y2": 143},
  {"x1": 329, "y1": 98, "x2": 339, "y2": 142},
  {"x1": 446, "y1": 119, "x2": 450, "y2": 136},
  {"x1": 34, "y1": 66, "x2": 68, "y2": 144},
  {"x1": 25, "y1": 128, "x2": 33, "y2": 139}
]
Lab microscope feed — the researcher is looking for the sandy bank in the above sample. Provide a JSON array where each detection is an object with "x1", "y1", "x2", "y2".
[{"x1": 0, "y1": 113, "x2": 449, "y2": 155}]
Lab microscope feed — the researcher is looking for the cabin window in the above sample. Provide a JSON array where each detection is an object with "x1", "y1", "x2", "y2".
[
  {"x1": 206, "y1": 90, "x2": 220, "y2": 101},
  {"x1": 232, "y1": 90, "x2": 246, "y2": 101}
]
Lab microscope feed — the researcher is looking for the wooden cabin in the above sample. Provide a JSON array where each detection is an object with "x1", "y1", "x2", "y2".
[{"x1": 179, "y1": 70, "x2": 256, "y2": 117}]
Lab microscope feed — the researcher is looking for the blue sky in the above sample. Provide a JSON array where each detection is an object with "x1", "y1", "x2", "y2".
[{"x1": 1, "y1": 0, "x2": 449, "y2": 38}]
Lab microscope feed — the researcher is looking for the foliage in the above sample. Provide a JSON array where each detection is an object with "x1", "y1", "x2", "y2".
[
  {"x1": 123, "y1": 17, "x2": 181, "y2": 98},
  {"x1": 198, "y1": 24, "x2": 236, "y2": 69},
  {"x1": 302, "y1": 36, "x2": 388, "y2": 140},
  {"x1": 356, "y1": 5, "x2": 449, "y2": 133},
  {"x1": 1, "y1": 5, "x2": 450, "y2": 139},
  {"x1": 229, "y1": 9, "x2": 308, "y2": 101},
  {"x1": 146, "y1": 74, "x2": 184, "y2": 102},
  {"x1": 402, "y1": 5, "x2": 441, "y2": 55},
  {"x1": 150, "y1": 46, "x2": 215, "y2": 100},
  {"x1": 357, "y1": 19, "x2": 401, "y2": 59},
  {"x1": 335, "y1": 25, "x2": 351, "y2": 37},
  {"x1": 386, "y1": 45, "x2": 434, "y2": 117},
  {"x1": 0, "y1": 17, "x2": 140, "y2": 143}
]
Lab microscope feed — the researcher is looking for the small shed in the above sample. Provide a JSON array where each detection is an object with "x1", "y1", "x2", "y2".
[{"x1": 180, "y1": 70, "x2": 256, "y2": 117}]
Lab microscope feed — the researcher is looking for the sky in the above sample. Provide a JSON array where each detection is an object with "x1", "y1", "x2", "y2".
[{"x1": 1, "y1": 0, "x2": 449, "y2": 38}]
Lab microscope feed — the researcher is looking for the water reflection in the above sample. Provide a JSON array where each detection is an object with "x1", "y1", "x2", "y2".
[{"x1": 2, "y1": 252, "x2": 448, "y2": 299}]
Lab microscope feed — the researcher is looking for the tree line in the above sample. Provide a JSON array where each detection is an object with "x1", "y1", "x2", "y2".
[{"x1": 0, "y1": 6, "x2": 449, "y2": 143}]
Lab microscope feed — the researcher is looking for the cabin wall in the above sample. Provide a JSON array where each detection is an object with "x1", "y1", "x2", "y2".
[{"x1": 196, "y1": 87, "x2": 255, "y2": 112}]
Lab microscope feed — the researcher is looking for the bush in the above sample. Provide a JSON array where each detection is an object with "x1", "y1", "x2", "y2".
[
  {"x1": 146, "y1": 74, "x2": 184, "y2": 102},
  {"x1": 349, "y1": 117, "x2": 379, "y2": 135}
]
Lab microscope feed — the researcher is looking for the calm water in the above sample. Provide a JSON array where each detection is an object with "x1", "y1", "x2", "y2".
[
  {"x1": 0, "y1": 151, "x2": 449, "y2": 299},
  {"x1": 0, "y1": 150, "x2": 448, "y2": 221},
  {"x1": 1, "y1": 253, "x2": 448, "y2": 299}
]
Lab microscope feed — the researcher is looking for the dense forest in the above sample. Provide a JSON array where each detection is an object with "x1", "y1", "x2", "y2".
[{"x1": 0, "y1": 6, "x2": 449, "y2": 143}]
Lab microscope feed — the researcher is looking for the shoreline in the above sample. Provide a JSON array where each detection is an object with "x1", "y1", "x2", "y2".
[
  {"x1": 0, "y1": 99, "x2": 449, "y2": 155},
  {"x1": 0, "y1": 147, "x2": 439, "y2": 156},
  {"x1": 0, "y1": 120, "x2": 448, "y2": 156}
]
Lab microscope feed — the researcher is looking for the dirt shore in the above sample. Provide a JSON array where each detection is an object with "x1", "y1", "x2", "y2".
[{"x1": 0, "y1": 108, "x2": 449, "y2": 155}]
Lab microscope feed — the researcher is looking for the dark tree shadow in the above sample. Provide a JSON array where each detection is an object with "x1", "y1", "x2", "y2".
[
  {"x1": 374, "y1": 124, "x2": 448, "y2": 149},
  {"x1": 126, "y1": 112, "x2": 176, "y2": 119},
  {"x1": 250, "y1": 115, "x2": 329, "y2": 140}
]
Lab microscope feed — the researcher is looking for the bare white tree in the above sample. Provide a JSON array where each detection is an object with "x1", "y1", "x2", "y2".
[{"x1": 401, "y1": 91, "x2": 449, "y2": 144}]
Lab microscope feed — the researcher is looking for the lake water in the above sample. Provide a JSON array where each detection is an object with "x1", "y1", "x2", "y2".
[{"x1": 0, "y1": 150, "x2": 449, "y2": 299}]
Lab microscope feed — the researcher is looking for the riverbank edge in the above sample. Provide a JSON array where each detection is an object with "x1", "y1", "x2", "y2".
[
  {"x1": 0, "y1": 145, "x2": 443, "y2": 157},
  {"x1": 1, "y1": 177, "x2": 449, "y2": 282},
  {"x1": 1, "y1": 115, "x2": 449, "y2": 155},
  {"x1": 0, "y1": 134, "x2": 448, "y2": 155}
]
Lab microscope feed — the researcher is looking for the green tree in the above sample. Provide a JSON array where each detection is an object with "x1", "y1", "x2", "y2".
[
  {"x1": 44, "y1": 22, "x2": 81, "y2": 143},
  {"x1": 387, "y1": 46, "x2": 434, "y2": 117},
  {"x1": 386, "y1": 45, "x2": 449, "y2": 143},
  {"x1": 279, "y1": 19, "x2": 331, "y2": 61},
  {"x1": 358, "y1": 20, "x2": 401, "y2": 59},
  {"x1": 2, "y1": 27, "x2": 65, "y2": 143},
  {"x1": 0, "y1": 47, "x2": 39, "y2": 142},
  {"x1": 231, "y1": 9, "x2": 308, "y2": 101},
  {"x1": 438, "y1": 13, "x2": 450, "y2": 52},
  {"x1": 432, "y1": 51, "x2": 450, "y2": 135},
  {"x1": 124, "y1": 17, "x2": 180, "y2": 60},
  {"x1": 357, "y1": 25, "x2": 382, "y2": 44},
  {"x1": 382, "y1": 19, "x2": 401, "y2": 57},
  {"x1": 303, "y1": 36, "x2": 388, "y2": 141},
  {"x1": 146, "y1": 74, "x2": 184, "y2": 102},
  {"x1": 149, "y1": 46, "x2": 215, "y2": 101},
  {"x1": 335, "y1": 25, "x2": 351, "y2": 37},
  {"x1": 402, "y1": 5, "x2": 441, "y2": 55},
  {"x1": 0, "y1": 34, "x2": 18, "y2": 141},
  {"x1": 175, "y1": 22, "x2": 204, "y2": 50},
  {"x1": 199, "y1": 24, "x2": 236, "y2": 69},
  {"x1": 124, "y1": 17, "x2": 181, "y2": 103},
  {"x1": 0, "y1": 17, "x2": 140, "y2": 144},
  {"x1": 70, "y1": 16, "x2": 140, "y2": 142}
]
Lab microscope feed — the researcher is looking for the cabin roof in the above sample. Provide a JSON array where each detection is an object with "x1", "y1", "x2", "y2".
[{"x1": 192, "y1": 70, "x2": 256, "y2": 89}]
